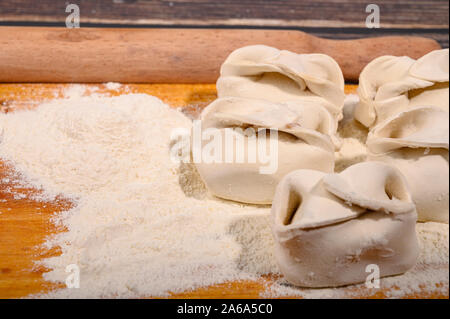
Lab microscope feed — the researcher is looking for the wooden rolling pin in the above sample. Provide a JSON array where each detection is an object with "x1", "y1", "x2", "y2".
[{"x1": 0, "y1": 27, "x2": 441, "y2": 83}]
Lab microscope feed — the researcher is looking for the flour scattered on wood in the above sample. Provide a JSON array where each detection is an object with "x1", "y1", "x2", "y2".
[
  {"x1": 104, "y1": 82, "x2": 122, "y2": 91},
  {"x1": 0, "y1": 87, "x2": 447, "y2": 298}
]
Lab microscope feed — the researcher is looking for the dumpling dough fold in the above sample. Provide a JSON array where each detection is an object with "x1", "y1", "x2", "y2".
[
  {"x1": 367, "y1": 106, "x2": 449, "y2": 154},
  {"x1": 271, "y1": 162, "x2": 419, "y2": 288},
  {"x1": 194, "y1": 97, "x2": 336, "y2": 204},
  {"x1": 217, "y1": 45, "x2": 345, "y2": 122},
  {"x1": 355, "y1": 49, "x2": 449, "y2": 128}
]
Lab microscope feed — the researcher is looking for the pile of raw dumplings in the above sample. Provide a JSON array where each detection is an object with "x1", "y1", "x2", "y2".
[{"x1": 194, "y1": 45, "x2": 449, "y2": 287}]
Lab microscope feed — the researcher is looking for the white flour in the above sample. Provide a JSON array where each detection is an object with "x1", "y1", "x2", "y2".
[{"x1": 0, "y1": 87, "x2": 447, "y2": 298}]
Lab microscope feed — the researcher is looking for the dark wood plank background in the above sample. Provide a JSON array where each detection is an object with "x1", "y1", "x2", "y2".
[{"x1": 0, "y1": 0, "x2": 448, "y2": 47}]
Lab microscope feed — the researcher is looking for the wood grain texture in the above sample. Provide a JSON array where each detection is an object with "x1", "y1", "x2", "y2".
[
  {"x1": 0, "y1": 83, "x2": 448, "y2": 299},
  {"x1": 0, "y1": 0, "x2": 448, "y2": 28},
  {"x1": 0, "y1": 0, "x2": 448, "y2": 48},
  {"x1": 0, "y1": 27, "x2": 441, "y2": 83}
]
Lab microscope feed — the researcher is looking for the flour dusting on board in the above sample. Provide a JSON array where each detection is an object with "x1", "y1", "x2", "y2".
[{"x1": 0, "y1": 87, "x2": 447, "y2": 298}]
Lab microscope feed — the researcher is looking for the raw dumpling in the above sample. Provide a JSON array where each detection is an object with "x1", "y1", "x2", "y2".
[
  {"x1": 355, "y1": 49, "x2": 449, "y2": 128},
  {"x1": 217, "y1": 45, "x2": 345, "y2": 122},
  {"x1": 194, "y1": 97, "x2": 336, "y2": 204},
  {"x1": 356, "y1": 49, "x2": 449, "y2": 223},
  {"x1": 271, "y1": 162, "x2": 419, "y2": 288}
]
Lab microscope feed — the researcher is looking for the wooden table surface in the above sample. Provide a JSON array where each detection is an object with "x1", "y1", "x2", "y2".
[
  {"x1": 0, "y1": 0, "x2": 448, "y2": 48},
  {"x1": 0, "y1": 83, "x2": 448, "y2": 299},
  {"x1": 0, "y1": 0, "x2": 448, "y2": 299}
]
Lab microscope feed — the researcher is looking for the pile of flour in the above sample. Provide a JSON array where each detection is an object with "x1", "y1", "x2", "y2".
[{"x1": 0, "y1": 86, "x2": 447, "y2": 298}]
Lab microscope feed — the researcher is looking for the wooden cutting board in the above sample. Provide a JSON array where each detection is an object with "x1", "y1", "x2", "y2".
[{"x1": 0, "y1": 83, "x2": 448, "y2": 299}]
